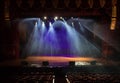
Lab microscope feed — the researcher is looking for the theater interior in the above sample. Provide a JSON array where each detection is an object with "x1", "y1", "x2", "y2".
[{"x1": 0, "y1": 0, "x2": 120, "y2": 83}]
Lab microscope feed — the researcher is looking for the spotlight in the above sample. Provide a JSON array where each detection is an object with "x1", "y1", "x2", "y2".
[
  {"x1": 54, "y1": 16, "x2": 58, "y2": 20},
  {"x1": 34, "y1": 22, "x2": 38, "y2": 30},
  {"x1": 49, "y1": 22, "x2": 52, "y2": 26},
  {"x1": 72, "y1": 22, "x2": 74, "y2": 27},
  {"x1": 42, "y1": 22, "x2": 45, "y2": 27},
  {"x1": 44, "y1": 16, "x2": 47, "y2": 20},
  {"x1": 71, "y1": 17, "x2": 73, "y2": 19},
  {"x1": 60, "y1": 17, "x2": 63, "y2": 19},
  {"x1": 72, "y1": 22, "x2": 74, "y2": 25},
  {"x1": 35, "y1": 22, "x2": 37, "y2": 25}
]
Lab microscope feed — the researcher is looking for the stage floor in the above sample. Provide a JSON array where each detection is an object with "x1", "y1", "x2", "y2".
[
  {"x1": 0, "y1": 56, "x2": 119, "y2": 67},
  {"x1": 26, "y1": 56, "x2": 96, "y2": 62},
  {"x1": 26, "y1": 56, "x2": 98, "y2": 67}
]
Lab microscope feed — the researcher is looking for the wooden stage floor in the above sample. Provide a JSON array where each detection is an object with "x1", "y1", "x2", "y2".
[{"x1": 26, "y1": 56, "x2": 96, "y2": 62}]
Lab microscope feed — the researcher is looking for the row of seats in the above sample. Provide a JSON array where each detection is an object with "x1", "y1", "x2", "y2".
[
  {"x1": 67, "y1": 72, "x2": 120, "y2": 82},
  {"x1": 0, "y1": 71, "x2": 54, "y2": 83},
  {"x1": 0, "y1": 66, "x2": 119, "y2": 83},
  {"x1": 15, "y1": 74, "x2": 53, "y2": 83}
]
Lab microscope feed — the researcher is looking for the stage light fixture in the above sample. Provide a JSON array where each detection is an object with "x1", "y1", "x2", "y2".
[
  {"x1": 54, "y1": 16, "x2": 58, "y2": 20},
  {"x1": 71, "y1": 17, "x2": 73, "y2": 19},
  {"x1": 60, "y1": 17, "x2": 63, "y2": 19},
  {"x1": 72, "y1": 22, "x2": 74, "y2": 27},
  {"x1": 72, "y1": 22, "x2": 74, "y2": 25},
  {"x1": 44, "y1": 16, "x2": 47, "y2": 20}
]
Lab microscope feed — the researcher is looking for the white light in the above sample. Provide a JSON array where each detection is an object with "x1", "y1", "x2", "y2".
[
  {"x1": 72, "y1": 22, "x2": 74, "y2": 25},
  {"x1": 75, "y1": 61, "x2": 90, "y2": 66},
  {"x1": 54, "y1": 16, "x2": 58, "y2": 20},
  {"x1": 60, "y1": 17, "x2": 63, "y2": 19},
  {"x1": 44, "y1": 16, "x2": 47, "y2": 20},
  {"x1": 49, "y1": 22, "x2": 52, "y2": 26},
  {"x1": 35, "y1": 22, "x2": 37, "y2": 27},
  {"x1": 35, "y1": 22, "x2": 37, "y2": 25},
  {"x1": 72, "y1": 22, "x2": 74, "y2": 27},
  {"x1": 71, "y1": 17, "x2": 73, "y2": 19},
  {"x1": 42, "y1": 22, "x2": 45, "y2": 27}
]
